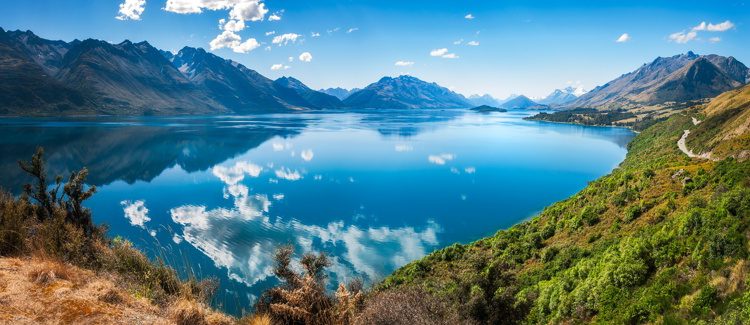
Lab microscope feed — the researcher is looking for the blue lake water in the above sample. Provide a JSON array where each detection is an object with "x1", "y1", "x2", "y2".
[{"x1": 0, "y1": 109, "x2": 634, "y2": 315}]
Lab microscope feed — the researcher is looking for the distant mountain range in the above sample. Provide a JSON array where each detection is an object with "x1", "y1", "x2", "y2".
[
  {"x1": 319, "y1": 87, "x2": 360, "y2": 100},
  {"x1": 567, "y1": 51, "x2": 749, "y2": 110},
  {"x1": 2, "y1": 28, "x2": 748, "y2": 115},
  {"x1": 0, "y1": 28, "x2": 344, "y2": 115},
  {"x1": 500, "y1": 95, "x2": 547, "y2": 109},
  {"x1": 537, "y1": 86, "x2": 587, "y2": 106},
  {"x1": 343, "y1": 75, "x2": 470, "y2": 109}
]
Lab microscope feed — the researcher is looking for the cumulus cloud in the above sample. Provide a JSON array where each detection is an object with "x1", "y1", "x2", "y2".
[
  {"x1": 430, "y1": 48, "x2": 458, "y2": 59},
  {"x1": 466, "y1": 40, "x2": 480, "y2": 46},
  {"x1": 165, "y1": 0, "x2": 270, "y2": 51},
  {"x1": 430, "y1": 48, "x2": 448, "y2": 57},
  {"x1": 265, "y1": 30, "x2": 275, "y2": 36},
  {"x1": 464, "y1": 13, "x2": 475, "y2": 20},
  {"x1": 347, "y1": 27, "x2": 359, "y2": 33},
  {"x1": 693, "y1": 20, "x2": 734, "y2": 32},
  {"x1": 270, "y1": 63, "x2": 289, "y2": 70},
  {"x1": 209, "y1": 30, "x2": 260, "y2": 53},
  {"x1": 121, "y1": 200, "x2": 150, "y2": 228},
  {"x1": 670, "y1": 20, "x2": 734, "y2": 44},
  {"x1": 116, "y1": 0, "x2": 146, "y2": 20},
  {"x1": 428, "y1": 153, "x2": 455, "y2": 165},
  {"x1": 272, "y1": 33, "x2": 301, "y2": 46},
  {"x1": 668, "y1": 31, "x2": 697, "y2": 44},
  {"x1": 299, "y1": 52, "x2": 313, "y2": 62},
  {"x1": 300, "y1": 149, "x2": 314, "y2": 161},
  {"x1": 395, "y1": 61, "x2": 414, "y2": 67},
  {"x1": 616, "y1": 33, "x2": 630, "y2": 43},
  {"x1": 269, "y1": 13, "x2": 281, "y2": 21},
  {"x1": 464, "y1": 166, "x2": 476, "y2": 174},
  {"x1": 311, "y1": 32, "x2": 321, "y2": 37},
  {"x1": 221, "y1": 19, "x2": 245, "y2": 32}
]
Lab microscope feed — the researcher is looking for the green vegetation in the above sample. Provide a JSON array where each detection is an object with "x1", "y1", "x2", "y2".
[
  {"x1": 382, "y1": 102, "x2": 750, "y2": 323},
  {"x1": 524, "y1": 108, "x2": 664, "y2": 131}
]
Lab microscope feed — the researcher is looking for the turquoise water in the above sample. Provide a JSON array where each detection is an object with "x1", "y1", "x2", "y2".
[{"x1": 0, "y1": 110, "x2": 634, "y2": 314}]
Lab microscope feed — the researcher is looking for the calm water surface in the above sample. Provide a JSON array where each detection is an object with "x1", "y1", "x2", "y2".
[{"x1": 0, "y1": 110, "x2": 634, "y2": 315}]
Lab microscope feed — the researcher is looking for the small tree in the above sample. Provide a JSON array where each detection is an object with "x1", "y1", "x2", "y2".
[{"x1": 256, "y1": 246, "x2": 364, "y2": 325}]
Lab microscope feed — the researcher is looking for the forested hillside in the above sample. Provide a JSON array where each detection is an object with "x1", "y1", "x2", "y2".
[{"x1": 383, "y1": 85, "x2": 750, "y2": 324}]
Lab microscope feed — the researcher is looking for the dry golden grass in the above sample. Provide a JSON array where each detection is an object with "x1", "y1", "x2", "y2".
[{"x1": 168, "y1": 298, "x2": 235, "y2": 325}]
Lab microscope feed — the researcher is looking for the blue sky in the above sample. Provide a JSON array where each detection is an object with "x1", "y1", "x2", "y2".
[{"x1": 1, "y1": 0, "x2": 747, "y2": 98}]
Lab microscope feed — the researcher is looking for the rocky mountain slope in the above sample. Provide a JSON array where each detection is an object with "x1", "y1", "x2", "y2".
[
  {"x1": 0, "y1": 28, "x2": 337, "y2": 115},
  {"x1": 343, "y1": 75, "x2": 471, "y2": 109},
  {"x1": 567, "y1": 52, "x2": 748, "y2": 110}
]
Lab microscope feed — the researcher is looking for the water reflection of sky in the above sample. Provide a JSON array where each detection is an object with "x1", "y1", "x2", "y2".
[{"x1": 0, "y1": 110, "x2": 635, "y2": 315}]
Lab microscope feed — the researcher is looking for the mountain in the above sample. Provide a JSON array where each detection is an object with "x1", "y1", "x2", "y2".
[
  {"x1": 0, "y1": 28, "x2": 344, "y2": 115},
  {"x1": 274, "y1": 77, "x2": 344, "y2": 109},
  {"x1": 538, "y1": 86, "x2": 585, "y2": 106},
  {"x1": 320, "y1": 87, "x2": 360, "y2": 100},
  {"x1": 500, "y1": 95, "x2": 546, "y2": 109},
  {"x1": 0, "y1": 28, "x2": 97, "y2": 115},
  {"x1": 343, "y1": 75, "x2": 471, "y2": 109},
  {"x1": 55, "y1": 40, "x2": 224, "y2": 115},
  {"x1": 467, "y1": 94, "x2": 502, "y2": 107},
  {"x1": 384, "y1": 85, "x2": 750, "y2": 324},
  {"x1": 568, "y1": 51, "x2": 748, "y2": 110}
]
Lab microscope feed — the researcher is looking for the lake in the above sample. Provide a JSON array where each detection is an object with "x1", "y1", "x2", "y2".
[{"x1": 0, "y1": 109, "x2": 634, "y2": 315}]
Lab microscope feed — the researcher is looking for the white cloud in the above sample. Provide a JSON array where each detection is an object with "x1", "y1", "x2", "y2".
[
  {"x1": 270, "y1": 63, "x2": 289, "y2": 70},
  {"x1": 616, "y1": 33, "x2": 631, "y2": 43},
  {"x1": 272, "y1": 193, "x2": 285, "y2": 201},
  {"x1": 116, "y1": 0, "x2": 146, "y2": 21},
  {"x1": 229, "y1": 0, "x2": 268, "y2": 21},
  {"x1": 453, "y1": 39, "x2": 463, "y2": 45},
  {"x1": 288, "y1": 56, "x2": 294, "y2": 62},
  {"x1": 233, "y1": 38, "x2": 260, "y2": 53},
  {"x1": 430, "y1": 48, "x2": 458, "y2": 59},
  {"x1": 428, "y1": 153, "x2": 455, "y2": 165},
  {"x1": 121, "y1": 200, "x2": 150, "y2": 228},
  {"x1": 465, "y1": 13, "x2": 475, "y2": 20},
  {"x1": 221, "y1": 19, "x2": 245, "y2": 32},
  {"x1": 430, "y1": 48, "x2": 449, "y2": 57},
  {"x1": 300, "y1": 149, "x2": 314, "y2": 161},
  {"x1": 347, "y1": 27, "x2": 359, "y2": 33},
  {"x1": 311, "y1": 32, "x2": 321, "y2": 37},
  {"x1": 693, "y1": 20, "x2": 734, "y2": 32},
  {"x1": 467, "y1": 40, "x2": 480, "y2": 46},
  {"x1": 272, "y1": 33, "x2": 301, "y2": 46},
  {"x1": 265, "y1": 30, "x2": 275, "y2": 36},
  {"x1": 464, "y1": 167, "x2": 476, "y2": 174},
  {"x1": 269, "y1": 13, "x2": 281, "y2": 21},
  {"x1": 395, "y1": 61, "x2": 414, "y2": 67},
  {"x1": 708, "y1": 37, "x2": 721, "y2": 43},
  {"x1": 668, "y1": 31, "x2": 697, "y2": 44},
  {"x1": 275, "y1": 167, "x2": 302, "y2": 181},
  {"x1": 299, "y1": 52, "x2": 313, "y2": 62},
  {"x1": 209, "y1": 30, "x2": 260, "y2": 53}
]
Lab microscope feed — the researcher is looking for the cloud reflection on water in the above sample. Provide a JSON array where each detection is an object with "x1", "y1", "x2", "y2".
[{"x1": 170, "y1": 159, "x2": 441, "y2": 288}]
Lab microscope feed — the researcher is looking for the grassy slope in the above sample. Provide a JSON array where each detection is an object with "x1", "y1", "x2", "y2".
[{"x1": 382, "y1": 87, "x2": 750, "y2": 324}]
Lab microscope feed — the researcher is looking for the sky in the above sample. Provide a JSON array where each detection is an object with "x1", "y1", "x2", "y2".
[{"x1": 1, "y1": 0, "x2": 747, "y2": 99}]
